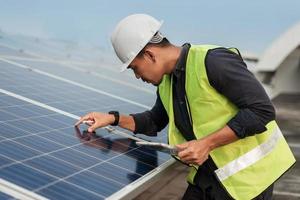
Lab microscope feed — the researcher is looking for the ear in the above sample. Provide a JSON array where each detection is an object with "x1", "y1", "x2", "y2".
[{"x1": 143, "y1": 49, "x2": 156, "y2": 63}]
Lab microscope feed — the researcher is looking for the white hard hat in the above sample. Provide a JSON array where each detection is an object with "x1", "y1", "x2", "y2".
[{"x1": 111, "y1": 14, "x2": 163, "y2": 72}]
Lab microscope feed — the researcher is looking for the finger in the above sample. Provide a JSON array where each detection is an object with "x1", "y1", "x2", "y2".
[
  {"x1": 180, "y1": 156, "x2": 196, "y2": 164},
  {"x1": 75, "y1": 114, "x2": 91, "y2": 126},
  {"x1": 88, "y1": 122, "x2": 99, "y2": 133},
  {"x1": 83, "y1": 120, "x2": 95, "y2": 126},
  {"x1": 177, "y1": 149, "x2": 191, "y2": 159},
  {"x1": 185, "y1": 155, "x2": 208, "y2": 166},
  {"x1": 176, "y1": 143, "x2": 189, "y2": 151}
]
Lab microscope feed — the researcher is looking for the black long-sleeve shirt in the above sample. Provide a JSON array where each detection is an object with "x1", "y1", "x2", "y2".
[{"x1": 130, "y1": 44, "x2": 275, "y2": 139}]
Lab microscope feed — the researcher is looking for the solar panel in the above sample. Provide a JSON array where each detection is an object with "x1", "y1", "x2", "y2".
[
  {"x1": 0, "y1": 60, "x2": 150, "y2": 114},
  {"x1": 0, "y1": 93, "x2": 170, "y2": 199},
  {"x1": 1, "y1": 58, "x2": 155, "y2": 106},
  {"x1": 0, "y1": 46, "x2": 172, "y2": 199}
]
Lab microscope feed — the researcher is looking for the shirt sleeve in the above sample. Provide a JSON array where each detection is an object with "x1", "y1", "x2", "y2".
[
  {"x1": 205, "y1": 48, "x2": 276, "y2": 138},
  {"x1": 130, "y1": 91, "x2": 169, "y2": 136}
]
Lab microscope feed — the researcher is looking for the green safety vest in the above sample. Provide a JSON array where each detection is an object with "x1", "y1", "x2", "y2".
[{"x1": 158, "y1": 45, "x2": 295, "y2": 200}]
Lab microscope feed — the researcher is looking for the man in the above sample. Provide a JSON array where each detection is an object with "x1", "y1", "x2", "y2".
[{"x1": 75, "y1": 14, "x2": 295, "y2": 200}]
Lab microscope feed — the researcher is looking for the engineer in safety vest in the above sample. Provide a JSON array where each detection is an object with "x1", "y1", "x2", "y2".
[{"x1": 75, "y1": 14, "x2": 295, "y2": 200}]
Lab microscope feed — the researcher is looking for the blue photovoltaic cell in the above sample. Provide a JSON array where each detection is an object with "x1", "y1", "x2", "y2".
[
  {"x1": 1, "y1": 106, "x2": 41, "y2": 118},
  {"x1": 14, "y1": 59, "x2": 155, "y2": 106},
  {"x1": 0, "y1": 60, "x2": 150, "y2": 115},
  {"x1": 109, "y1": 154, "x2": 157, "y2": 175},
  {"x1": 15, "y1": 135, "x2": 64, "y2": 153},
  {"x1": 38, "y1": 181, "x2": 101, "y2": 200},
  {"x1": 0, "y1": 192, "x2": 13, "y2": 199},
  {"x1": 89, "y1": 162, "x2": 142, "y2": 185},
  {"x1": 24, "y1": 156, "x2": 80, "y2": 178},
  {"x1": 0, "y1": 141, "x2": 41, "y2": 161},
  {"x1": 0, "y1": 122, "x2": 31, "y2": 138},
  {"x1": 0, "y1": 164, "x2": 56, "y2": 190},
  {"x1": 72, "y1": 142, "x2": 119, "y2": 161},
  {"x1": 50, "y1": 148, "x2": 102, "y2": 168},
  {"x1": 39, "y1": 130, "x2": 83, "y2": 146},
  {"x1": 0, "y1": 155, "x2": 14, "y2": 167},
  {"x1": 0, "y1": 110, "x2": 17, "y2": 121},
  {"x1": 66, "y1": 171, "x2": 124, "y2": 197},
  {"x1": 8, "y1": 119, "x2": 50, "y2": 134},
  {"x1": 0, "y1": 56, "x2": 170, "y2": 199}
]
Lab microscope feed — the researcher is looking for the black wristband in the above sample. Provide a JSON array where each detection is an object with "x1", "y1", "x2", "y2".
[{"x1": 108, "y1": 111, "x2": 120, "y2": 126}]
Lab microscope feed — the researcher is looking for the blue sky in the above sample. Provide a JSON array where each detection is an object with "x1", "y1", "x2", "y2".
[{"x1": 0, "y1": 0, "x2": 300, "y2": 54}]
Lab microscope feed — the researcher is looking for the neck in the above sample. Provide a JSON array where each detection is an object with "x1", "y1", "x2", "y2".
[{"x1": 163, "y1": 45, "x2": 182, "y2": 74}]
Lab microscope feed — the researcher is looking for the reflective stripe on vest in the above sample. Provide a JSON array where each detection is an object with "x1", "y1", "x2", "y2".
[{"x1": 215, "y1": 126, "x2": 282, "y2": 181}]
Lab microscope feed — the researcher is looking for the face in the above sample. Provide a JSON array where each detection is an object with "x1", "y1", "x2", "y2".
[{"x1": 128, "y1": 49, "x2": 165, "y2": 86}]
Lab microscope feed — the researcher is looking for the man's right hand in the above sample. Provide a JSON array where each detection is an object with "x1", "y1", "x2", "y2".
[{"x1": 75, "y1": 112, "x2": 115, "y2": 133}]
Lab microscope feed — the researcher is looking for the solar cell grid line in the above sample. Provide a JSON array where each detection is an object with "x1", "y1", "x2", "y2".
[
  {"x1": 0, "y1": 129, "x2": 162, "y2": 199},
  {"x1": 0, "y1": 128, "x2": 143, "y2": 198},
  {"x1": 0, "y1": 58, "x2": 152, "y2": 109},
  {"x1": 0, "y1": 65, "x2": 151, "y2": 115},
  {"x1": 0, "y1": 126, "x2": 112, "y2": 169},
  {"x1": 0, "y1": 120, "x2": 166, "y2": 170},
  {"x1": 1, "y1": 128, "x2": 108, "y2": 169},
  {"x1": 1, "y1": 162, "x2": 106, "y2": 199},
  {"x1": 0, "y1": 80, "x2": 142, "y2": 111},
  {"x1": 9, "y1": 58, "x2": 156, "y2": 105},
  {"x1": 0, "y1": 87, "x2": 155, "y2": 144},
  {"x1": 0, "y1": 103, "x2": 169, "y2": 145},
  {"x1": 0, "y1": 63, "x2": 164, "y2": 142},
  {"x1": 1, "y1": 65, "x2": 131, "y2": 100},
  {"x1": 0, "y1": 118, "x2": 168, "y2": 170},
  {"x1": 17, "y1": 59, "x2": 155, "y2": 95},
  {"x1": 0, "y1": 88, "x2": 130, "y2": 114},
  {"x1": 15, "y1": 142, "x2": 128, "y2": 188},
  {"x1": 1, "y1": 110, "x2": 156, "y2": 176},
  {"x1": 0, "y1": 104, "x2": 80, "y2": 124},
  {"x1": 0, "y1": 89, "x2": 167, "y2": 151},
  {"x1": 0, "y1": 93, "x2": 169, "y2": 198},
  {"x1": 31, "y1": 142, "x2": 161, "y2": 198}
]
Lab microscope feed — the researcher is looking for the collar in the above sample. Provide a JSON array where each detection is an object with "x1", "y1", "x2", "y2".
[{"x1": 172, "y1": 43, "x2": 191, "y2": 78}]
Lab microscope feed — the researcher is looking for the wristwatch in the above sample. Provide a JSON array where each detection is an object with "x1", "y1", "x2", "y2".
[{"x1": 108, "y1": 111, "x2": 120, "y2": 126}]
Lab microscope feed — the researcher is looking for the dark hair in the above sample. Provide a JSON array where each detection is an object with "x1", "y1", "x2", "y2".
[{"x1": 137, "y1": 37, "x2": 171, "y2": 57}]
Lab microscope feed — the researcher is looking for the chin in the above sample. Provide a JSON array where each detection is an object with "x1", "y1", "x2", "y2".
[{"x1": 154, "y1": 77, "x2": 164, "y2": 86}]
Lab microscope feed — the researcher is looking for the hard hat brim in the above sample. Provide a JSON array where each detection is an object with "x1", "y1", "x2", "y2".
[{"x1": 120, "y1": 62, "x2": 129, "y2": 72}]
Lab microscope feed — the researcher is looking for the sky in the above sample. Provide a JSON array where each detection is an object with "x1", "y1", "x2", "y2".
[{"x1": 0, "y1": 0, "x2": 300, "y2": 54}]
